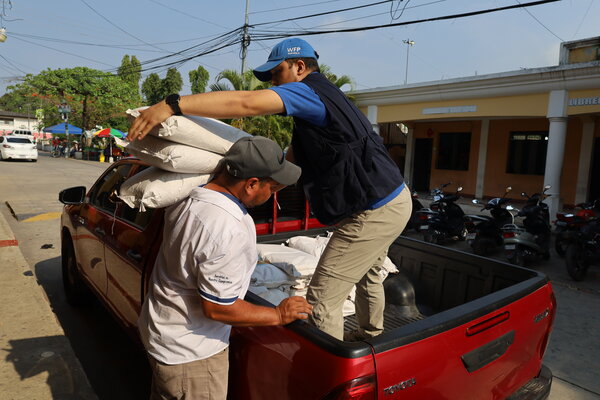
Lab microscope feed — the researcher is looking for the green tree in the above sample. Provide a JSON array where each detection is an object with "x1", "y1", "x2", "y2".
[
  {"x1": 141, "y1": 73, "x2": 163, "y2": 105},
  {"x1": 189, "y1": 65, "x2": 210, "y2": 94},
  {"x1": 162, "y1": 68, "x2": 183, "y2": 97},
  {"x1": 320, "y1": 64, "x2": 355, "y2": 90},
  {"x1": 7, "y1": 67, "x2": 142, "y2": 131},
  {"x1": 141, "y1": 68, "x2": 183, "y2": 105},
  {"x1": 0, "y1": 86, "x2": 32, "y2": 112},
  {"x1": 118, "y1": 55, "x2": 142, "y2": 92},
  {"x1": 210, "y1": 69, "x2": 269, "y2": 92}
]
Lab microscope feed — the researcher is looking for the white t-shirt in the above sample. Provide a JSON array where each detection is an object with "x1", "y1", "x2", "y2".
[{"x1": 138, "y1": 187, "x2": 257, "y2": 365}]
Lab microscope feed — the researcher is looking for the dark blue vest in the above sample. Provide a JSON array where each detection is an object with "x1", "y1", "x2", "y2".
[{"x1": 291, "y1": 72, "x2": 404, "y2": 225}]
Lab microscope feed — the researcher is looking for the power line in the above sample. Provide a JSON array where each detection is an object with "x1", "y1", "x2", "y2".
[
  {"x1": 11, "y1": 36, "x2": 116, "y2": 67},
  {"x1": 250, "y1": 0, "x2": 561, "y2": 40},
  {"x1": 252, "y1": 0, "x2": 394, "y2": 27},
  {"x1": 301, "y1": 0, "x2": 447, "y2": 30},
  {"x1": 572, "y1": 0, "x2": 594, "y2": 39},
  {"x1": 390, "y1": 0, "x2": 411, "y2": 21},
  {"x1": 148, "y1": 0, "x2": 231, "y2": 30},
  {"x1": 6, "y1": 0, "x2": 561, "y2": 85},
  {"x1": 515, "y1": 0, "x2": 563, "y2": 41},
  {"x1": 0, "y1": 53, "x2": 27, "y2": 75},
  {"x1": 79, "y1": 0, "x2": 170, "y2": 53},
  {"x1": 9, "y1": 31, "x2": 231, "y2": 52},
  {"x1": 249, "y1": 0, "x2": 347, "y2": 15}
]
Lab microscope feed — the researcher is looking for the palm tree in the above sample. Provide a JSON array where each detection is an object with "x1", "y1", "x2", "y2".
[
  {"x1": 209, "y1": 69, "x2": 269, "y2": 92},
  {"x1": 210, "y1": 69, "x2": 291, "y2": 146},
  {"x1": 320, "y1": 64, "x2": 355, "y2": 91}
]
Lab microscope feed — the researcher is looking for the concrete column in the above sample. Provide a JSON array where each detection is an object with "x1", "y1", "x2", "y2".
[
  {"x1": 404, "y1": 126, "x2": 415, "y2": 186},
  {"x1": 575, "y1": 117, "x2": 596, "y2": 204},
  {"x1": 475, "y1": 119, "x2": 489, "y2": 199},
  {"x1": 367, "y1": 105, "x2": 379, "y2": 135},
  {"x1": 544, "y1": 89, "x2": 569, "y2": 218}
]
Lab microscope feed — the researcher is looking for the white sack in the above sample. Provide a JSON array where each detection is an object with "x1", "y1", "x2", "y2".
[
  {"x1": 285, "y1": 235, "x2": 330, "y2": 258},
  {"x1": 127, "y1": 107, "x2": 250, "y2": 155},
  {"x1": 286, "y1": 233, "x2": 399, "y2": 278},
  {"x1": 256, "y1": 244, "x2": 319, "y2": 278},
  {"x1": 250, "y1": 263, "x2": 298, "y2": 289},
  {"x1": 118, "y1": 166, "x2": 210, "y2": 211},
  {"x1": 115, "y1": 136, "x2": 222, "y2": 173}
]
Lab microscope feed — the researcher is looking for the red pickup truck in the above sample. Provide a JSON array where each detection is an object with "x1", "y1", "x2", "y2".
[{"x1": 59, "y1": 158, "x2": 556, "y2": 399}]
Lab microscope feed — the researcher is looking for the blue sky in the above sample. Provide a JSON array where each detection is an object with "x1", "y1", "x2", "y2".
[{"x1": 0, "y1": 0, "x2": 598, "y2": 96}]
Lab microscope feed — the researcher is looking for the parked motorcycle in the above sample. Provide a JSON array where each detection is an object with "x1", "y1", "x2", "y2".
[
  {"x1": 417, "y1": 183, "x2": 467, "y2": 244},
  {"x1": 554, "y1": 199, "x2": 599, "y2": 257},
  {"x1": 565, "y1": 217, "x2": 600, "y2": 281},
  {"x1": 403, "y1": 190, "x2": 425, "y2": 234},
  {"x1": 502, "y1": 185, "x2": 552, "y2": 266},
  {"x1": 465, "y1": 187, "x2": 513, "y2": 256}
]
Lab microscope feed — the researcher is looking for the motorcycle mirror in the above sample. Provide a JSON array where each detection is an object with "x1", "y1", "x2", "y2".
[
  {"x1": 544, "y1": 185, "x2": 551, "y2": 190},
  {"x1": 471, "y1": 199, "x2": 479, "y2": 204},
  {"x1": 506, "y1": 205, "x2": 515, "y2": 211},
  {"x1": 521, "y1": 192, "x2": 527, "y2": 197},
  {"x1": 457, "y1": 187, "x2": 463, "y2": 192},
  {"x1": 506, "y1": 186, "x2": 512, "y2": 192}
]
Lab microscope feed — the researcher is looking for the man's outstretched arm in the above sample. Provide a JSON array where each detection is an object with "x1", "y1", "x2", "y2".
[{"x1": 128, "y1": 90, "x2": 285, "y2": 141}]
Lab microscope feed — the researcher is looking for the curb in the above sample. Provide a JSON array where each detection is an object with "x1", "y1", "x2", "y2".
[{"x1": 0, "y1": 211, "x2": 98, "y2": 399}]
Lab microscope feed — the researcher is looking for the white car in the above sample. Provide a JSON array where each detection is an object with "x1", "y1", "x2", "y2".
[{"x1": 0, "y1": 135, "x2": 38, "y2": 161}]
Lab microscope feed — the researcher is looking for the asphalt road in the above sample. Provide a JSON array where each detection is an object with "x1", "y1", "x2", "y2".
[
  {"x1": 0, "y1": 153, "x2": 150, "y2": 400},
  {"x1": 1, "y1": 151, "x2": 599, "y2": 399}
]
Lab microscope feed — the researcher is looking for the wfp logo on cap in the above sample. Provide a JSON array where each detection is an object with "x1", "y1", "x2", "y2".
[{"x1": 287, "y1": 46, "x2": 301, "y2": 55}]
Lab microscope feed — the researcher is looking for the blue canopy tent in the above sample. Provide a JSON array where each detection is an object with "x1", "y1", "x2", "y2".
[{"x1": 43, "y1": 123, "x2": 83, "y2": 135}]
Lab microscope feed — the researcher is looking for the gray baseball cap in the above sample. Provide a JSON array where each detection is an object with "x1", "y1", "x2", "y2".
[{"x1": 224, "y1": 136, "x2": 301, "y2": 186}]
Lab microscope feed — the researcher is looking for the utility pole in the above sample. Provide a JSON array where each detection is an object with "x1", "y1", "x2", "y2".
[
  {"x1": 403, "y1": 39, "x2": 415, "y2": 85},
  {"x1": 240, "y1": 0, "x2": 250, "y2": 76}
]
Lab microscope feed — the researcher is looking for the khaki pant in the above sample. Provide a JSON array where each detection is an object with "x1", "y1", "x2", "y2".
[
  {"x1": 306, "y1": 186, "x2": 412, "y2": 340},
  {"x1": 148, "y1": 348, "x2": 229, "y2": 400}
]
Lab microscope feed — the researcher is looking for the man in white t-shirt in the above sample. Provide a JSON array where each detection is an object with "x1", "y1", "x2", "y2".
[{"x1": 138, "y1": 136, "x2": 311, "y2": 400}]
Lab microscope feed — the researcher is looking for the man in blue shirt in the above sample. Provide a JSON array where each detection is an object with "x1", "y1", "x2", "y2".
[{"x1": 129, "y1": 38, "x2": 412, "y2": 341}]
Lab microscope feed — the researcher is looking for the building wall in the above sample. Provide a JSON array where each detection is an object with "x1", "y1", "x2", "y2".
[
  {"x1": 413, "y1": 120, "x2": 481, "y2": 195},
  {"x1": 484, "y1": 119, "x2": 547, "y2": 200},
  {"x1": 377, "y1": 93, "x2": 549, "y2": 122}
]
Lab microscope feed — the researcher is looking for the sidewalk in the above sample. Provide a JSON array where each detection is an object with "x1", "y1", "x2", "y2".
[{"x1": 0, "y1": 211, "x2": 97, "y2": 399}]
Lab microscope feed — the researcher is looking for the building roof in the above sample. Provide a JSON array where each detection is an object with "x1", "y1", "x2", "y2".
[
  {"x1": 352, "y1": 60, "x2": 600, "y2": 106},
  {"x1": 0, "y1": 110, "x2": 36, "y2": 118}
]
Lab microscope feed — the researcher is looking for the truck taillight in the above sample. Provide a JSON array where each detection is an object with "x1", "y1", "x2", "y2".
[
  {"x1": 321, "y1": 375, "x2": 376, "y2": 400},
  {"x1": 503, "y1": 231, "x2": 516, "y2": 239}
]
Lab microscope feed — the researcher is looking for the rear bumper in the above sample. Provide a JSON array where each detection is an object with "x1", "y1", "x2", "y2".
[{"x1": 507, "y1": 365, "x2": 552, "y2": 400}]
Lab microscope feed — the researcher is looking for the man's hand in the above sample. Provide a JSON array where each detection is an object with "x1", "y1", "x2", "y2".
[
  {"x1": 275, "y1": 296, "x2": 313, "y2": 325},
  {"x1": 127, "y1": 101, "x2": 172, "y2": 142}
]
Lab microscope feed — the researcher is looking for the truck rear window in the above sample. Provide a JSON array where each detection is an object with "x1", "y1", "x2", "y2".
[{"x1": 7, "y1": 138, "x2": 32, "y2": 144}]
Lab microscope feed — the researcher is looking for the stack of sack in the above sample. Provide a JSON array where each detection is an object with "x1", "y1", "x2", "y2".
[
  {"x1": 116, "y1": 107, "x2": 250, "y2": 211},
  {"x1": 249, "y1": 233, "x2": 399, "y2": 317}
]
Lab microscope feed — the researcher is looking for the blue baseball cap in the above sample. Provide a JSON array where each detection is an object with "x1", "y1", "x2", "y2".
[{"x1": 253, "y1": 38, "x2": 319, "y2": 82}]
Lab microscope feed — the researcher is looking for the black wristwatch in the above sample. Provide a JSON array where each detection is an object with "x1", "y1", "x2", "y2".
[{"x1": 165, "y1": 93, "x2": 183, "y2": 116}]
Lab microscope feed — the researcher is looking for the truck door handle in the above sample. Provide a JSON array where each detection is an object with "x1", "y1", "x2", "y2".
[
  {"x1": 127, "y1": 250, "x2": 143, "y2": 262},
  {"x1": 461, "y1": 330, "x2": 515, "y2": 373},
  {"x1": 94, "y1": 227, "x2": 105, "y2": 237}
]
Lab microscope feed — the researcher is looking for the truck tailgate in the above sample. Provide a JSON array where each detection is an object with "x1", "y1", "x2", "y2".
[{"x1": 369, "y1": 282, "x2": 555, "y2": 399}]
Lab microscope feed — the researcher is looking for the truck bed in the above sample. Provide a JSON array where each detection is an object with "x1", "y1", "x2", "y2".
[{"x1": 236, "y1": 232, "x2": 554, "y2": 399}]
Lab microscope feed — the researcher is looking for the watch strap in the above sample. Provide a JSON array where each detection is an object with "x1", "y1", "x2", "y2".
[{"x1": 165, "y1": 94, "x2": 183, "y2": 116}]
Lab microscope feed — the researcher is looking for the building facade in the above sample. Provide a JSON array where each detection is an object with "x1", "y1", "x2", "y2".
[
  {"x1": 0, "y1": 110, "x2": 46, "y2": 138},
  {"x1": 354, "y1": 37, "x2": 600, "y2": 218}
]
